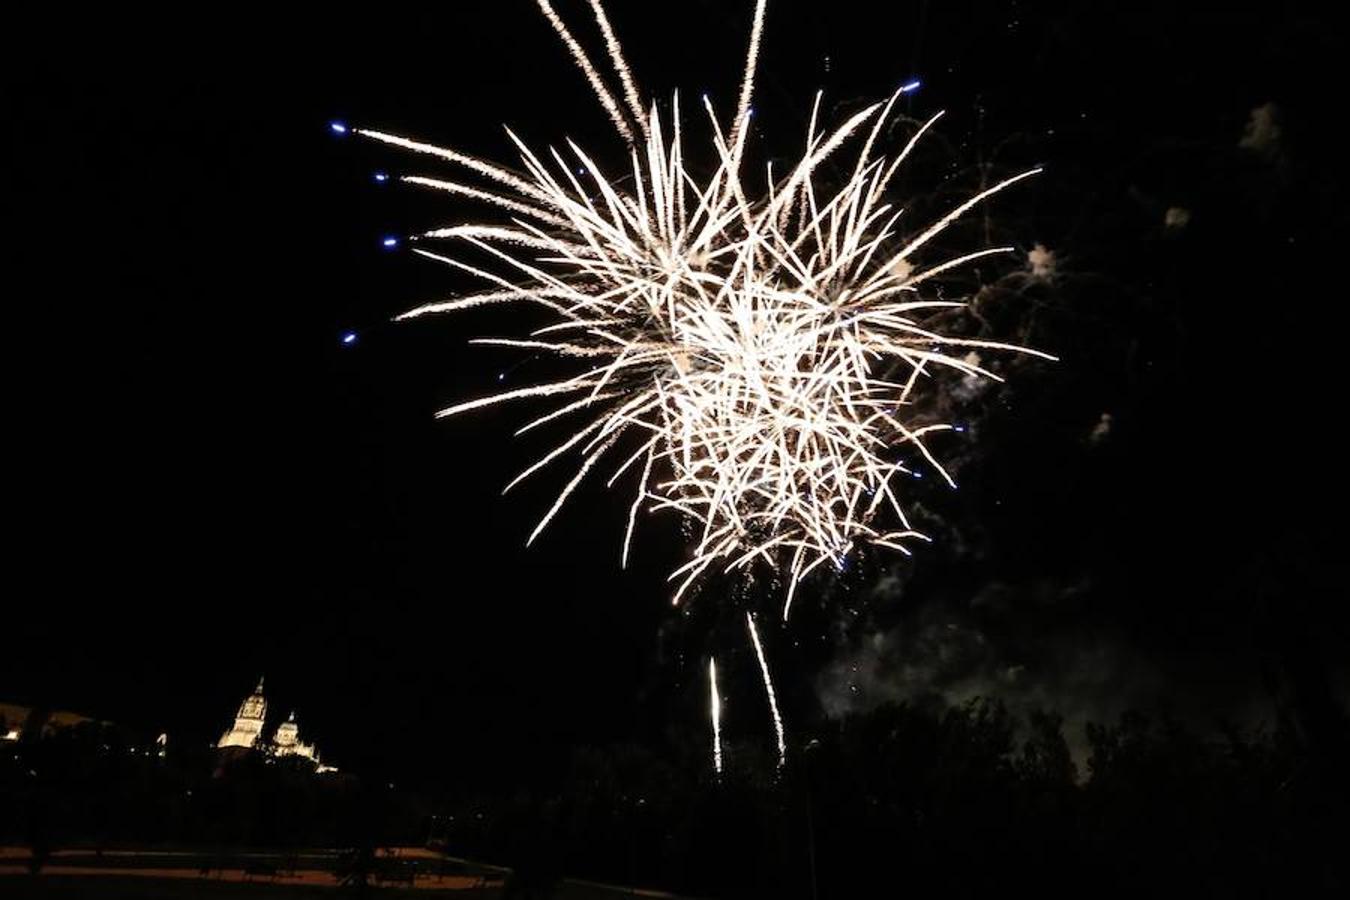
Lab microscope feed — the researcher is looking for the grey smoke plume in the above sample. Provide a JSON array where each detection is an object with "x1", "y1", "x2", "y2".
[{"x1": 816, "y1": 576, "x2": 1275, "y2": 767}]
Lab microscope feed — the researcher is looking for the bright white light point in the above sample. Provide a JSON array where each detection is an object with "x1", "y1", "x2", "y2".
[
  {"x1": 341, "y1": 331, "x2": 358, "y2": 345},
  {"x1": 381, "y1": 236, "x2": 398, "y2": 249},
  {"x1": 374, "y1": 171, "x2": 390, "y2": 183},
  {"x1": 900, "y1": 79, "x2": 922, "y2": 93},
  {"x1": 329, "y1": 121, "x2": 349, "y2": 135},
  {"x1": 709, "y1": 658, "x2": 723, "y2": 775}
]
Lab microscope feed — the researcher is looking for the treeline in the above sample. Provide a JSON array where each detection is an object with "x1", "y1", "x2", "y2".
[
  {"x1": 3, "y1": 699, "x2": 1346, "y2": 897},
  {"x1": 0, "y1": 722, "x2": 425, "y2": 852},
  {"x1": 444, "y1": 699, "x2": 1348, "y2": 898}
]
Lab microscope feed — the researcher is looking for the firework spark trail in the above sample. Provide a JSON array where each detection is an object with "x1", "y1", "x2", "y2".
[
  {"x1": 586, "y1": 0, "x2": 649, "y2": 142},
  {"x1": 709, "y1": 658, "x2": 723, "y2": 775},
  {"x1": 353, "y1": 129, "x2": 549, "y2": 200},
  {"x1": 730, "y1": 0, "x2": 769, "y2": 149},
  {"x1": 746, "y1": 612, "x2": 786, "y2": 766},
  {"x1": 357, "y1": 1, "x2": 1054, "y2": 616},
  {"x1": 534, "y1": 0, "x2": 636, "y2": 144}
]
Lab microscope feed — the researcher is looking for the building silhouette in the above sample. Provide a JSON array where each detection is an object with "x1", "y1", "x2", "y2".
[{"x1": 216, "y1": 678, "x2": 336, "y2": 772}]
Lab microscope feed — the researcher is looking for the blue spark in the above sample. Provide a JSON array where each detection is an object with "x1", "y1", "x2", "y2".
[
  {"x1": 900, "y1": 79, "x2": 922, "y2": 94},
  {"x1": 329, "y1": 121, "x2": 349, "y2": 135},
  {"x1": 341, "y1": 331, "x2": 358, "y2": 346},
  {"x1": 381, "y1": 236, "x2": 399, "y2": 249},
  {"x1": 373, "y1": 171, "x2": 390, "y2": 183}
]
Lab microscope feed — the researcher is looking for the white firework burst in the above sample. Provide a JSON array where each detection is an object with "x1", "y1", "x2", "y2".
[{"x1": 355, "y1": 0, "x2": 1054, "y2": 619}]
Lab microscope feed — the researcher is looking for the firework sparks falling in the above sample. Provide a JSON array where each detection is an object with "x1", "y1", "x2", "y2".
[
  {"x1": 355, "y1": 1, "x2": 1054, "y2": 614},
  {"x1": 746, "y1": 612, "x2": 786, "y2": 766},
  {"x1": 709, "y1": 658, "x2": 723, "y2": 775}
]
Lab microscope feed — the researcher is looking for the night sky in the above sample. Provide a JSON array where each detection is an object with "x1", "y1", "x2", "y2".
[{"x1": 7, "y1": 1, "x2": 1346, "y2": 792}]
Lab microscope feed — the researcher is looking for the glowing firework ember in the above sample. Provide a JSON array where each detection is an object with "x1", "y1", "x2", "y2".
[
  {"x1": 356, "y1": 1, "x2": 1052, "y2": 614},
  {"x1": 709, "y1": 658, "x2": 723, "y2": 775}
]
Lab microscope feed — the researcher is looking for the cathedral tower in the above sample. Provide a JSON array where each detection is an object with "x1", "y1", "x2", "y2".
[{"x1": 217, "y1": 677, "x2": 267, "y2": 749}]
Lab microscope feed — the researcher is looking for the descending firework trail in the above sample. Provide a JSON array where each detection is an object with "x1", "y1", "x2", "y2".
[
  {"x1": 746, "y1": 613, "x2": 786, "y2": 766},
  {"x1": 709, "y1": 658, "x2": 723, "y2": 775},
  {"x1": 354, "y1": 1, "x2": 1054, "y2": 766}
]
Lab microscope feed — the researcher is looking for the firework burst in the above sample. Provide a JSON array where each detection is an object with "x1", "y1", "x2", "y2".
[{"x1": 355, "y1": 1, "x2": 1053, "y2": 619}]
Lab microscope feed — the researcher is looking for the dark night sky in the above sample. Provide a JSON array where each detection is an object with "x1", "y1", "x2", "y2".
[{"x1": 6, "y1": 1, "x2": 1347, "y2": 791}]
